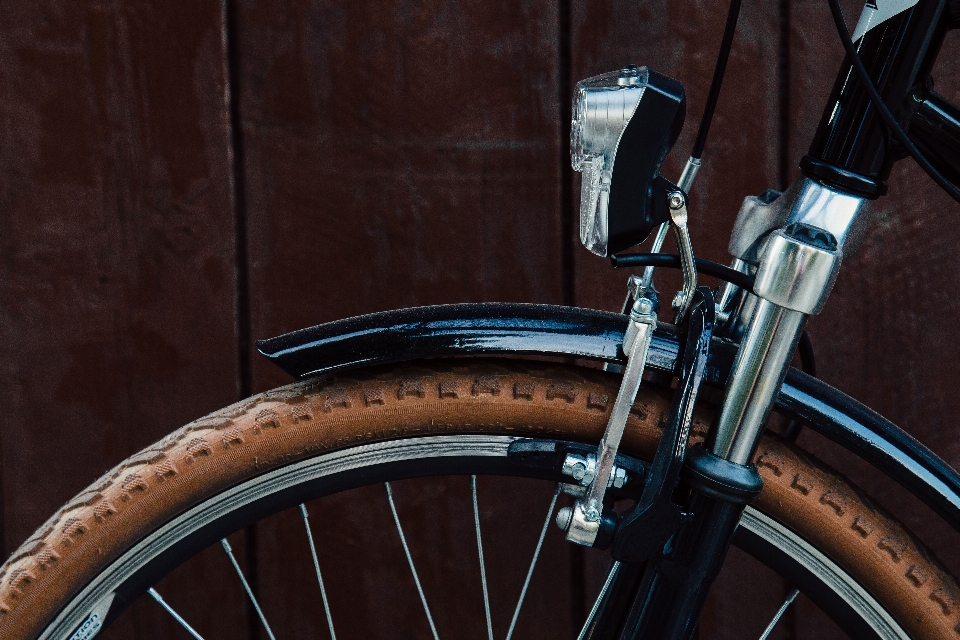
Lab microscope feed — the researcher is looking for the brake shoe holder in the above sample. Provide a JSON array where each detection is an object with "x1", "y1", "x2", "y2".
[
  {"x1": 564, "y1": 183, "x2": 698, "y2": 549},
  {"x1": 582, "y1": 288, "x2": 717, "y2": 640}
]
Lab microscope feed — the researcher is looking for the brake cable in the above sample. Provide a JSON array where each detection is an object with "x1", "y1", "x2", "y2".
[
  {"x1": 827, "y1": 0, "x2": 960, "y2": 204},
  {"x1": 690, "y1": 0, "x2": 743, "y2": 167},
  {"x1": 643, "y1": 0, "x2": 743, "y2": 288},
  {"x1": 670, "y1": 0, "x2": 744, "y2": 194}
]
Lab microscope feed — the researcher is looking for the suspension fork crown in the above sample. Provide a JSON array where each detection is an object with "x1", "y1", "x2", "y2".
[
  {"x1": 712, "y1": 179, "x2": 868, "y2": 464},
  {"x1": 564, "y1": 295, "x2": 657, "y2": 546}
]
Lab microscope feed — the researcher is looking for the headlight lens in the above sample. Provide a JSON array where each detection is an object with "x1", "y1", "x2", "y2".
[
  {"x1": 572, "y1": 66, "x2": 650, "y2": 257},
  {"x1": 570, "y1": 65, "x2": 685, "y2": 258}
]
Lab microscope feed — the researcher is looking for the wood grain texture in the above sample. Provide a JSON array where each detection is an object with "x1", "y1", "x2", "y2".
[
  {"x1": 1, "y1": 0, "x2": 960, "y2": 637},
  {"x1": 233, "y1": 0, "x2": 567, "y2": 394},
  {"x1": 0, "y1": 0, "x2": 246, "y2": 637}
]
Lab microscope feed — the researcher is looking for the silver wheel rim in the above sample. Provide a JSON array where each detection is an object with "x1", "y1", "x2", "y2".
[{"x1": 43, "y1": 435, "x2": 908, "y2": 640}]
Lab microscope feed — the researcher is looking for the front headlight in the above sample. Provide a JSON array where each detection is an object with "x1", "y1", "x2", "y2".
[{"x1": 571, "y1": 66, "x2": 685, "y2": 257}]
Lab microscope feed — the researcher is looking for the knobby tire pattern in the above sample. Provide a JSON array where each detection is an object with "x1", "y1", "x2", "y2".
[{"x1": 0, "y1": 360, "x2": 957, "y2": 639}]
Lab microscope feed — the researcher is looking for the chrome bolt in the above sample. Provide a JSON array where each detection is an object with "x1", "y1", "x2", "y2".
[
  {"x1": 632, "y1": 297, "x2": 655, "y2": 316},
  {"x1": 570, "y1": 462, "x2": 586, "y2": 481},
  {"x1": 612, "y1": 467, "x2": 627, "y2": 488},
  {"x1": 556, "y1": 506, "x2": 573, "y2": 530},
  {"x1": 668, "y1": 191, "x2": 685, "y2": 210},
  {"x1": 584, "y1": 506, "x2": 601, "y2": 522},
  {"x1": 562, "y1": 453, "x2": 593, "y2": 484}
]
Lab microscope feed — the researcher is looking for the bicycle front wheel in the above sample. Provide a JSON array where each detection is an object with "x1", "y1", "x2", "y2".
[{"x1": 1, "y1": 359, "x2": 957, "y2": 639}]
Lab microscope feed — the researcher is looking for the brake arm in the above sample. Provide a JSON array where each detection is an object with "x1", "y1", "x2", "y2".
[
  {"x1": 608, "y1": 287, "x2": 715, "y2": 562},
  {"x1": 562, "y1": 290, "x2": 658, "y2": 547}
]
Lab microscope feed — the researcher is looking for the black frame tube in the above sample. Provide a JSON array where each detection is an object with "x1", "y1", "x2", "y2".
[
  {"x1": 908, "y1": 87, "x2": 960, "y2": 187},
  {"x1": 803, "y1": 0, "x2": 955, "y2": 196}
]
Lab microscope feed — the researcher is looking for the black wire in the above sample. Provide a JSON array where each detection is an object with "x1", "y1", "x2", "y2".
[
  {"x1": 610, "y1": 253, "x2": 756, "y2": 292},
  {"x1": 826, "y1": 0, "x2": 960, "y2": 204},
  {"x1": 690, "y1": 0, "x2": 744, "y2": 160}
]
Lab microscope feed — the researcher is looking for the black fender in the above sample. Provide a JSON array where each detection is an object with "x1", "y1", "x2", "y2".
[{"x1": 257, "y1": 302, "x2": 960, "y2": 532}]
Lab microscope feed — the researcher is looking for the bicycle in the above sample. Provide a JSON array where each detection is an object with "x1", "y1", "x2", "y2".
[{"x1": 2, "y1": 0, "x2": 960, "y2": 638}]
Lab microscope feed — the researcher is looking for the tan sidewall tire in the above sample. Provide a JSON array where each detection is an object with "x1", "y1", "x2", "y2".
[{"x1": 1, "y1": 360, "x2": 957, "y2": 639}]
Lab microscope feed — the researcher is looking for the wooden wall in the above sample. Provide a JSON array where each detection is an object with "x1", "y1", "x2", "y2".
[{"x1": 0, "y1": 0, "x2": 958, "y2": 637}]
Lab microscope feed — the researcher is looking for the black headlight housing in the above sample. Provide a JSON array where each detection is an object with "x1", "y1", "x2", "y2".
[{"x1": 572, "y1": 66, "x2": 686, "y2": 257}]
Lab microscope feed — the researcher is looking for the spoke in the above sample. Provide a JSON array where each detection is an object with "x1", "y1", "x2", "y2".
[
  {"x1": 385, "y1": 481, "x2": 441, "y2": 640},
  {"x1": 471, "y1": 476, "x2": 494, "y2": 640},
  {"x1": 758, "y1": 588, "x2": 800, "y2": 640},
  {"x1": 504, "y1": 484, "x2": 562, "y2": 640},
  {"x1": 148, "y1": 587, "x2": 206, "y2": 640},
  {"x1": 299, "y1": 504, "x2": 338, "y2": 640},
  {"x1": 576, "y1": 561, "x2": 622, "y2": 640},
  {"x1": 221, "y1": 538, "x2": 278, "y2": 640}
]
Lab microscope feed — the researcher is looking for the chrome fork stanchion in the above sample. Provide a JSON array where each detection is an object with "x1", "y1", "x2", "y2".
[
  {"x1": 711, "y1": 178, "x2": 868, "y2": 464},
  {"x1": 711, "y1": 299, "x2": 806, "y2": 463}
]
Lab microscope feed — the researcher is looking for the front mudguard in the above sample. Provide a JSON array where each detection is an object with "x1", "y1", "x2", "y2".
[
  {"x1": 257, "y1": 302, "x2": 960, "y2": 533},
  {"x1": 257, "y1": 303, "x2": 682, "y2": 378}
]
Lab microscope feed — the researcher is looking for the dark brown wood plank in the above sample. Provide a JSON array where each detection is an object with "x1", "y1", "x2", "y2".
[
  {"x1": 237, "y1": 0, "x2": 567, "y2": 394},
  {"x1": 0, "y1": 1, "x2": 245, "y2": 636},
  {"x1": 234, "y1": 1, "x2": 571, "y2": 637}
]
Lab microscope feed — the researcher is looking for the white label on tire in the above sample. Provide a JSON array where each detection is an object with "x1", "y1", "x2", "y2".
[
  {"x1": 67, "y1": 613, "x2": 101, "y2": 640},
  {"x1": 66, "y1": 593, "x2": 114, "y2": 640}
]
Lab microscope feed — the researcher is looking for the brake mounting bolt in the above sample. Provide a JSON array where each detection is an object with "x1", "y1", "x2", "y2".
[
  {"x1": 571, "y1": 463, "x2": 586, "y2": 481},
  {"x1": 633, "y1": 297, "x2": 655, "y2": 316}
]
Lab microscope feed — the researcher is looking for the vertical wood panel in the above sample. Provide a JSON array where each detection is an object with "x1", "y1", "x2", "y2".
[
  {"x1": 233, "y1": 1, "x2": 571, "y2": 637},
  {"x1": 0, "y1": 0, "x2": 245, "y2": 636},
  {"x1": 237, "y1": 0, "x2": 567, "y2": 390}
]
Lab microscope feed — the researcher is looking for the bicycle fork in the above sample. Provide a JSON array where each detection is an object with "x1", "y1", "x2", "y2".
[{"x1": 579, "y1": 178, "x2": 868, "y2": 639}]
